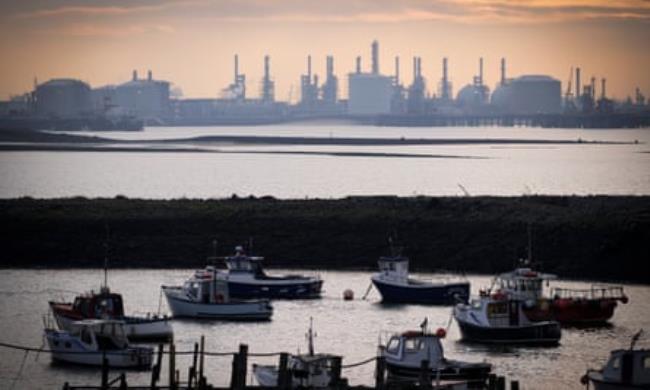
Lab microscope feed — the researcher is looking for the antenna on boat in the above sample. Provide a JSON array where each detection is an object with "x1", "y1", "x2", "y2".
[
  {"x1": 631, "y1": 329, "x2": 643, "y2": 350},
  {"x1": 527, "y1": 222, "x2": 533, "y2": 265},
  {"x1": 420, "y1": 317, "x2": 428, "y2": 334},
  {"x1": 306, "y1": 317, "x2": 316, "y2": 356},
  {"x1": 103, "y1": 224, "x2": 110, "y2": 291}
]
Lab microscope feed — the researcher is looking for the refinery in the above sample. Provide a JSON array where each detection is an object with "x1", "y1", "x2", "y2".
[{"x1": 1, "y1": 41, "x2": 649, "y2": 130}]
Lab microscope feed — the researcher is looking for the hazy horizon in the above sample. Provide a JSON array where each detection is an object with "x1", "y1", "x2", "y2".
[{"x1": 1, "y1": 0, "x2": 649, "y2": 102}]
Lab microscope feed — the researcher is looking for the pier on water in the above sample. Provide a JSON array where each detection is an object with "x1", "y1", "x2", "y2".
[{"x1": 53, "y1": 337, "x2": 522, "y2": 390}]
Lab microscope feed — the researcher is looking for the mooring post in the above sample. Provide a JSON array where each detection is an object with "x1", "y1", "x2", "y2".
[
  {"x1": 230, "y1": 352, "x2": 240, "y2": 389},
  {"x1": 63, "y1": 382, "x2": 69, "y2": 390},
  {"x1": 511, "y1": 380, "x2": 520, "y2": 390},
  {"x1": 101, "y1": 355, "x2": 109, "y2": 390},
  {"x1": 278, "y1": 352, "x2": 289, "y2": 390},
  {"x1": 119, "y1": 373, "x2": 127, "y2": 390},
  {"x1": 496, "y1": 376, "x2": 506, "y2": 390},
  {"x1": 488, "y1": 374, "x2": 497, "y2": 390},
  {"x1": 199, "y1": 335, "x2": 205, "y2": 380},
  {"x1": 329, "y1": 356, "x2": 342, "y2": 388},
  {"x1": 237, "y1": 344, "x2": 249, "y2": 390},
  {"x1": 419, "y1": 359, "x2": 431, "y2": 389},
  {"x1": 151, "y1": 344, "x2": 163, "y2": 389},
  {"x1": 375, "y1": 356, "x2": 386, "y2": 390},
  {"x1": 188, "y1": 342, "x2": 199, "y2": 389},
  {"x1": 169, "y1": 343, "x2": 176, "y2": 390}
]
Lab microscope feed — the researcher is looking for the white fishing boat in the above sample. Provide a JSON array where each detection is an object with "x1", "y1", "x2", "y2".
[
  {"x1": 253, "y1": 319, "x2": 343, "y2": 388},
  {"x1": 44, "y1": 319, "x2": 153, "y2": 369},
  {"x1": 581, "y1": 330, "x2": 650, "y2": 390},
  {"x1": 162, "y1": 265, "x2": 273, "y2": 320},
  {"x1": 380, "y1": 319, "x2": 491, "y2": 387}
]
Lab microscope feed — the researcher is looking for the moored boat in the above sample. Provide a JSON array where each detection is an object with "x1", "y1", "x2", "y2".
[
  {"x1": 380, "y1": 320, "x2": 491, "y2": 387},
  {"x1": 217, "y1": 246, "x2": 323, "y2": 299},
  {"x1": 581, "y1": 330, "x2": 649, "y2": 389},
  {"x1": 370, "y1": 252, "x2": 470, "y2": 305},
  {"x1": 162, "y1": 265, "x2": 273, "y2": 321},
  {"x1": 453, "y1": 291, "x2": 561, "y2": 346},
  {"x1": 44, "y1": 319, "x2": 153, "y2": 369}
]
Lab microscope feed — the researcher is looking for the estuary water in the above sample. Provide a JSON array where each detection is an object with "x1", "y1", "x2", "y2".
[
  {"x1": 0, "y1": 125, "x2": 649, "y2": 198},
  {"x1": 0, "y1": 269, "x2": 648, "y2": 389}
]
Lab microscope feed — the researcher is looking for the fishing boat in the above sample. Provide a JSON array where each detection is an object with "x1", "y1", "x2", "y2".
[
  {"x1": 581, "y1": 330, "x2": 649, "y2": 389},
  {"x1": 380, "y1": 319, "x2": 491, "y2": 387},
  {"x1": 44, "y1": 319, "x2": 153, "y2": 369},
  {"x1": 495, "y1": 266, "x2": 628, "y2": 325},
  {"x1": 253, "y1": 318, "x2": 344, "y2": 388},
  {"x1": 370, "y1": 253, "x2": 470, "y2": 305},
  {"x1": 216, "y1": 245, "x2": 323, "y2": 299},
  {"x1": 162, "y1": 265, "x2": 273, "y2": 320},
  {"x1": 49, "y1": 238, "x2": 172, "y2": 341},
  {"x1": 453, "y1": 291, "x2": 562, "y2": 345}
]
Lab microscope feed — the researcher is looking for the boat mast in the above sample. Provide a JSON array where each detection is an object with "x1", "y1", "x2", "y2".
[
  {"x1": 527, "y1": 222, "x2": 533, "y2": 264},
  {"x1": 307, "y1": 317, "x2": 315, "y2": 356},
  {"x1": 103, "y1": 224, "x2": 109, "y2": 290}
]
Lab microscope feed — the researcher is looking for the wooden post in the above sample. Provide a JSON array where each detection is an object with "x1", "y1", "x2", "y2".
[
  {"x1": 496, "y1": 376, "x2": 506, "y2": 390},
  {"x1": 511, "y1": 380, "x2": 520, "y2": 390},
  {"x1": 330, "y1": 356, "x2": 342, "y2": 388},
  {"x1": 63, "y1": 382, "x2": 69, "y2": 390},
  {"x1": 119, "y1": 373, "x2": 127, "y2": 390},
  {"x1": 169, "y1": 343, "x2": 176, "y2": 390},
  {"x1": 188, "y1": 342, "x2": 199, "y2": 389},
  {"x1": 375, "y1": 356, "x2": 386, "y2": 390},
  {"x1": 419, "y1": 360, "x2": 431, "y2": 389},
  {"x1": 230, "y1": 352, "x2": 240, "y2": 389},
  {"x1": 237, "y1": 344, "x2": 249, "y2": 390},
  {"x1": 101, "y1": 355, "x2": 109, "y2": 390},
  {"x1": 151, "y1": 344, "x2": 163, "y2": 389},
  {"x1": 488, "y1": 374, "x2": 497, "y2": 390},
  {"x1": 199, "y1": 335, "x2": 205, "y2": 381},
  {"x1": 278, "y1": 353, "x2": 289, "y2": 390}
]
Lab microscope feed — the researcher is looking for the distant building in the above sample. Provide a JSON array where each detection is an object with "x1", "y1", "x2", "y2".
[
  {"x1": 113, "y1": 70, "x2": 170, "y2": 120},
  {"x1": 492, "y1": 75, "x2": 562, "y2": 114},
  {"x1": 348, "y1": 73, "x2": 393, "y2": 115},
  {"x1": 35, "y1": 79, "x2": 92, "y2": 117}
]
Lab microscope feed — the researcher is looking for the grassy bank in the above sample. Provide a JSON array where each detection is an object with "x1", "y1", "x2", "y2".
[{"x1": 0, "y1": 196, "x2": 648, "y2": 284}]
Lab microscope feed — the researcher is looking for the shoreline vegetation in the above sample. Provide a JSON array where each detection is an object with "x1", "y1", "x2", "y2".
[{"x1": 0, "y1": 196, "x2": 648, "y2": 284}]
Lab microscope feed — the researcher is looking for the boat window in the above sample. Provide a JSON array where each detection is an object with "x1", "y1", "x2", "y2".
[
  {"x1": 96, "y1": 335, "x2": 120, "y2": 350},
  {"x1": 386, "y1": 338, "x2": 400, "y2": 354},
  {"x1": 471, "y1": 300, "x2": 482, "y2": 310},
  {"x1": 404, "y1": 338, "x2": 423, "y2": 352},
  {"x1": 487, "y1": 303, "x2": 508, "y2": 316},
  {"x1": 643, "y1": 356, "x2": 650, "y2": 370},
  {"x1": 80, "y1": 328, "x2": 93, "y2": 345},
  {"x1": 611, "y1": 356, "x2": 620, "y2": 369}
]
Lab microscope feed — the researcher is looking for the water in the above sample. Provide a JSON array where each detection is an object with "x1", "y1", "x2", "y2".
[
  {"x1": 0, "y1": 269, "x2": 648, "y2": 389},
  {"x1": 0, "y1": 125, "x2": 649, "y2": 198}
]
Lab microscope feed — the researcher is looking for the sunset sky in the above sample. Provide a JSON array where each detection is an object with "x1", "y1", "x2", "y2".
[{"x1": 1, "y1": 0, "x2": 649, "y2": 102}]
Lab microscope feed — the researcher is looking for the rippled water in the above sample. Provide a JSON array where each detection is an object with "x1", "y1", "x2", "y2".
[
  {"x1": 0, "y1": 269, "x2": 648, "y2": 389},
  {"x1": 0, "y1": 125, "x2": 649, "y2": 198}
]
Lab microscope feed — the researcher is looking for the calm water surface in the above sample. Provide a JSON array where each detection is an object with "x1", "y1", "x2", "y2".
[
  {"x1": 0, "y1": 269, "x2": 648, "y2": 389},
  {"x1": 0, "y1": 125, "x2": 649, "y2": 198}
]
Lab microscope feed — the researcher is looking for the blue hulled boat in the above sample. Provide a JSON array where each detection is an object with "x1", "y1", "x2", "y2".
[
  {"x1": 371, "y1": 255, "x2": 470, "y2": 305},
  {"x1": 217, "y1": 246, "x2": 323, "y2": 299}
]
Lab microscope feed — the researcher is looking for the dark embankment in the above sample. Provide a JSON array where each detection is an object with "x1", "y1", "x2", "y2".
[{"x1": 0, "y1": 196, "x2": 648, "y2": 284}]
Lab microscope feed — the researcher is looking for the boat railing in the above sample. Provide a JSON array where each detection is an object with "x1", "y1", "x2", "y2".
[{"x1": 550, "y1": 286, "x2": 627, "y2": 301}]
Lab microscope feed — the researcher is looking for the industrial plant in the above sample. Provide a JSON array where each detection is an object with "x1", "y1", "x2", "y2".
[{"x1": 1, "y1": 41, "x2": 649, "y2": 130}]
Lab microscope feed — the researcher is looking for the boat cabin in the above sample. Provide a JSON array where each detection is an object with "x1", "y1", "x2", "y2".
[
  {"x1": 71, "y1": 287, "x2": 125, "y2": 319},
  {"x1": 600, "y1": 349, "x2": 650, "y2": 386},
  {"x1": 377, "y1": 255, "x2": 410, "y2": 282},
  {"x1": 67, "y1": 320, "x2": 129, "y2": 350},
  {"x1": 467, "y1": 296, "x2": 530, "y2": 327},
  {"x1": 383, "y1": 330, "x2": 446, "y2": 367},
  {"x1": 224, "y1": 246, "x2": 265, "y2": 275},
  {"x1": 495, "y1": 268, "x2": 556, "y2": 301},
  {"x1": 186, "y1": 266, "x2": 230, "y2": 303}
]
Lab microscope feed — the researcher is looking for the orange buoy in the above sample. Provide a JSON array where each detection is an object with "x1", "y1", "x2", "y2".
[{"x1": 343, "y1": 289, "x2": 354, "y2": 301}]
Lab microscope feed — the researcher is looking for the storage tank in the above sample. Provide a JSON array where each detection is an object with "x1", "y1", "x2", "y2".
[
  {"x1": 35, "y1": 79, "x2": 92, "y2": 117},
  {"x1": 491, "y1": 75, "x2": 561, "y2": 114}
]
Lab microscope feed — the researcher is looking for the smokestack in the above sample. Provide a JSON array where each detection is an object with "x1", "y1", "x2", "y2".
[
  {"x1": 443, "y1": 57, "x2": 449, "y2": 100},
  {"x1": 591, "y1": 77, "x2": 596, "y2": 99},
  {"x1": 601, "y1": 78, "x2": 606, "y2": 100},
  {"x1": 264, "y1": 55, "x2": 270, "y2": 80},
  {"x1": 576, "y1": 67, "x2": 581, "y2": 98},
  {"x1": 500, "y1": 58, "x2": 505, "y2": 85},
  {"x1": 307, "y1": 55, "x2": 312, "y2": 80},
  {"x1": 356, "y1": 56, "x2": 361, "y2": 74},
  {"x1": 413, "y1": 57, "x2": 417, "y2": 82},
  {"x1": 479, "y1": 57, "x2": 484, "y2": 85},
  {"x1": 417, "y1": 57, "x2": 422, "y2": 78},
  {"x1": 132, "y1": 70, "x2": 137, "y2": 81},
  {"x1": 394, "y1": 56, "x2": 400, "y2": 85},
  {"x1": 234, "y1": 55, "x2": 239, "y2": 80},
  {"x1": 326, "y1": 56, "x2": 333, "y2": 78},
  {"x1": 371, "y1": 40, "x2": 379, "y2": 74},
  {"x1": 147, "y1": 70, "x2": 152, "y2": 81}
]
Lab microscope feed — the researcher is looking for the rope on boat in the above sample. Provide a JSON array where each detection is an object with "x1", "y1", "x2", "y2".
[
  {"x1": 9, "y1": 349, "x2": 29, "y2": 390},
  {"x1": 341, "y1": 356, "x2": 377, "y2": 369}
]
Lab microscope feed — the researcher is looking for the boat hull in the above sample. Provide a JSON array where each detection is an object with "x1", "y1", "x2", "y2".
[
  {"x1": 226, "y1": 279, "x2": 323, "y2": 299},
  {"x1": 163, "y1": 287, "x2": 273, "y2": 320},
  {"x1": 456, "y1": 318, "x2": 561, "y2": 345},
  {"x1": 372, "y1": 277, "x2": 469, "y2": 305},
  {"x1": 385, "y1": 361, "x2": 491, "y2": 388},
  {"x1": 45, "y1": 329, "x2": 152, "y2": 369},
  {"x1": 587, "y1": 372, "x2": 650, "y2": 390},
  {"x1": 524, "y1": 298, "x2": 618, "y2": 325}
]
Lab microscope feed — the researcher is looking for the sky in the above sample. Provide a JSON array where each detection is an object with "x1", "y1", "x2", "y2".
[{"x1": 1, "y1": 0, "x2": 649, "y2": 102}]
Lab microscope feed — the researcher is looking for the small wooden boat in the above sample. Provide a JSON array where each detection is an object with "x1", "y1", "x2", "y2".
[
  {"x1": 453, "y1": 292, "x2": 561, "y2": 345},
  {"x1": 380, "y1": 320, "x2": 491, "y2": 387},
  {"x1": 370, "y1": 246, "x2": 469, "y2": 305},
  {"x1": 162, "y1": 265, "x2": 273, "y2": 320},
  {"x1": 581, "y1": 330, "x2": 649, "y2": 389},
  {"x1": 44, "y1": 319, "x2": 153, "y2": 369},
  {"x1": 253, "y1": 319, "x2": 343, "y2": 388}
]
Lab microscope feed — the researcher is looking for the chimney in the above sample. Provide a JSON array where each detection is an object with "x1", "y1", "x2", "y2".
[
  {"x1": 417, "y1": 57, "x2": 422, "y2": 79},
  {"x1": 575, "y1": 67, "x2": 581, "y2": 98},
  {"x1": 443, "y1": 57, "x2": 449, "y2": 100},
  {"x1": 132, "y1": 70, "x2": 137, "y2": 81},
  {"x1": 500, "y1": 58, "x2": 506, "y2": 86},
  {"x1": 307, "y1": 55, "x2": 312, "y2": 81},
  {"x1": 479, "y1": 57, "x2": 484, "y2": 85},
  {"x1": 371, "y1": 40, "x2": 379, "y2": 74},
  {"x1": 326, "y1": 56, "x2": 334, "y2": 78},
  {"x1": 591, "y1": 77, "x2": 596, "y2": 99},
  {"x1": 147, "y1": 70, "x2": 152, "y2": 81},
  {"x1": 234, "y1": 54, "x2": 239, "y2": 80},
  {"x1": 601, "y1": 78, "x2": 606, "y2": 100},
  {"x1": 356, "y1": 56, "x2": 361, "y2": 74},
  {"x1": 413, "y1": 57, "x2": 417, "y2": 82},
  {"x1": 264, "y1": 55, "x2": 270, "y2": 80},
  {"x1": 394, "y1": 56, "x2": 400, "y2": 85}
]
